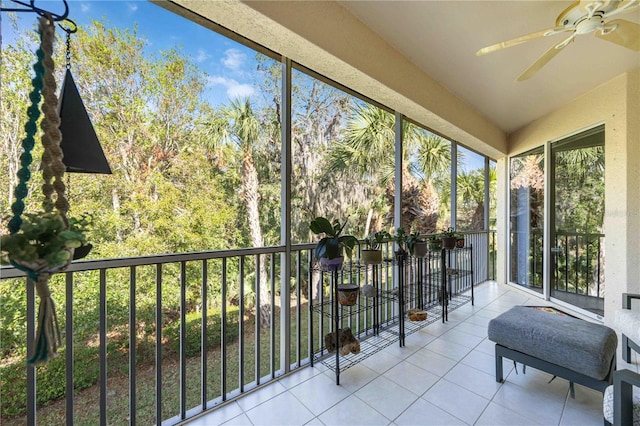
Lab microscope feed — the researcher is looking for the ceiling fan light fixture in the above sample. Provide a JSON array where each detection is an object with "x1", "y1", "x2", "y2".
[{"x1": 476, "y1": 0, "x2": 640, "y2": 81}]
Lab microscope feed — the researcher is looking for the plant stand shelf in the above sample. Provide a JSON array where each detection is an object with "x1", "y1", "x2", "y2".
[{"x1": 309, "y1": 245, "x2": 475, "y2": 385}]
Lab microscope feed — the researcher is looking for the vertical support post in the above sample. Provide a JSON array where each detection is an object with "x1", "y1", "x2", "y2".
[
  {"x1": 280, "y1": 56, "x2": 292, "y2": 375},
  {"x1": 484, "y1": 157, "x2": 491, "y2": 281},
  {"x1": 65, "y1": 272, "x2": 74, "y2": 426},
  {"x1": 201, "y1": 260, "x2": 208, "y2": 410},
  {"x1": 451, "y1": 141, "x2": 457, "y2": 229},
  {"x1": 484, "y1": 157, "x2": 490, "y2": 232},
  {"x1": 221, "y1": 259, "x2": 227, "y2": 400},
  {"x1": 333, "y1": 270, "x2": 340, "y2": 385},
  {"x1": 393, "y1": 112, "x2": 402, "y2": 231},
  {"x1": 308, "y1": 251, "x2": 314, "y2": 367},
  {"x1": 396, "y1": 250, "x2": 406, "y2": 347},
  {"x1": 26, "y1": 278, "x2": 36, "y2": 425},
  {"x1": 239, "y1": 257, "x2": 245, "y2": 391},
  {"x1": 179, "y1": 261, "x2": 187, "y2": 420},
  {"x1": 100, "y1": 269, "x2": 107, "y2": 426},
  {"x1": 155, "y1": 265, "x2": 163, "y2": 424},
  {"x1": 543, "y1": 142, "x2": 552, "y2": 301},
  {"x1": 129, "y1": 267, "x2": 137, "y2": 425},
  {"x1": 394, "y1": 112, "x2": 403, "y2": 331}
]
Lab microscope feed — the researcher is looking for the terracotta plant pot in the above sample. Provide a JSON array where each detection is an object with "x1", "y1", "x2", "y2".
[
  {"x1": 319, "y1": 256, "x2": 344, "y2": 271},
  {"x1": 360, "y1": 249, "x2": 382, "y2": 265},
  {"x1": 337, "y1": 284, "x2": 359, "y2": 306}
]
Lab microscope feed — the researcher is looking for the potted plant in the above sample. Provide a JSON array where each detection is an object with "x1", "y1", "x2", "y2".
[
  {"x1": 428, "y1": 234, "x2": 442, "y2": 251},
  {"x1": 407, "y1": 231, "x2": 428, "y2": 257},
  {"x1": 310, "y1": 216, "x2": 358, "y2": 271},
  {"x1": 1, "y1": 212, "x2": 91, "y2": 269},
  {"x1": 361, "y1": 230, "x2": 389, "y2": 265},
  {"x1": 455, "y1": 232, "x2": 465, "y2": 248},
  {"x1": 393, "y1": 227, "x2": 409, "y2": 254},
  {"x1": 442, "y1": 227, "x2": 457, "y2": 250}
]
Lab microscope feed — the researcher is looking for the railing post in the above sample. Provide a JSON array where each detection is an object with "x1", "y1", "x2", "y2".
[
  {"x1": 65, "y1": 272, "x2": 74, "y2": 426},
  {"x1": 26, "y1": 277, "x2": 36, "y2": 425}
]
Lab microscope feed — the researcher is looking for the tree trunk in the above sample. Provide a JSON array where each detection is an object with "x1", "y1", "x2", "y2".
[{"x1": 242, "y1": 149, "x2": 270, "y2": 327}]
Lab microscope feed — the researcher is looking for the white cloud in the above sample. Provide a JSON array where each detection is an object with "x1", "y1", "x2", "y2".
[
  {"x1": 208, "y1": 76, "x2": 254, "y2": 99},
  {"x1": 195, "y1": 49, "x2": 210, "y2": 63},
  {"x1": 128, "y1": 3, "x2": 138, "y2": 12},
  {"x1": 221, "y1": 49, "x2": 246, "y2": 71},
  {"x1": 80, "y1": 3, "x2": 90, "y2": 13}
]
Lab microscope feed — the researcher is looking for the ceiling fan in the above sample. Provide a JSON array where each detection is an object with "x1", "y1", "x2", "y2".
[{"x1": 476, "y1": 0, "x2": 640, "y2": 81}]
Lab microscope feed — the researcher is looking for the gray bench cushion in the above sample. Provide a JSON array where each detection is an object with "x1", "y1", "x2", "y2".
[{"x1": 488, "y1": 306, "x2": 617, "y2": 380}]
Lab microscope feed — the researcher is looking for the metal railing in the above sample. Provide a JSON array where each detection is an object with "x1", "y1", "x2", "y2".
[
  {"x1": 0, "y1": 231, "x2": 493, "y2": 425},
  {"x1": 509, "y1": 230, "x2": 605, "y2": 300}
]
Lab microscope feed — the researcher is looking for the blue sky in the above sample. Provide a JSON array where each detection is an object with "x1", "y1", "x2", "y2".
[{"x1": 1, "y1": 0, "x2": 258, "y2": 106}]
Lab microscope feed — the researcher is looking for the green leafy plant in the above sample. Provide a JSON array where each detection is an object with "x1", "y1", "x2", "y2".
[
  {"x1": 309, "y1": 217, "x2": 358, "y2": 259},
  {"x1": 363, "y1": 230, "x2": 389, "y2": 250},
  {"x1": 442, "y1": 227, "x2": 457, "y2": 238},
  {"x1": 1, "y1": 212, "x2": 91, "y2": 267},
  {"x1": 393, "y1": 227, "x2": 420, "y2": 253},
  {"x1": 428, "y1": 234, "x2": 442, "y2": 250},
  {"x1": 405, "y1": 230, "x2": 422, "y2": 255}
]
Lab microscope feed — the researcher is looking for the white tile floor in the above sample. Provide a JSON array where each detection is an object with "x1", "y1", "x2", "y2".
[{"x1": 187, "y1": 281, "x2": 637, "y2": 426}]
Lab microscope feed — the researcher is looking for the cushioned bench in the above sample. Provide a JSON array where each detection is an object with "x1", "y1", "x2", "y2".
[{"x1": 488, "y1": 306, "x2": 617, "y2": 394}]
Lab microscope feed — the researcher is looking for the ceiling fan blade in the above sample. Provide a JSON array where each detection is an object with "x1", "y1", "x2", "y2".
[
  {"x1": 596, "y1": 19, "x2": 640, "y2": 50},
  {"x1": 516, "y1": 35, "x2": 575, "y2": 82},
  {"x1": 604, "y1": 0, "x2": 640, "y2": 19},
  {"x1": 476, "y1": 26, "x2": 571, "y2": 56}
]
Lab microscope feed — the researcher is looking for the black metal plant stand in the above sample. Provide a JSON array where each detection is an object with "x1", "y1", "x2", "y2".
[{"x1": 395, "y1": 249, "x2": 406, "y2": 347}]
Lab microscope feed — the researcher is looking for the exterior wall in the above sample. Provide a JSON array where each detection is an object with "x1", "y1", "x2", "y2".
[{"x1": 508, "y1": 68, "x2": 640, "y2": 322}]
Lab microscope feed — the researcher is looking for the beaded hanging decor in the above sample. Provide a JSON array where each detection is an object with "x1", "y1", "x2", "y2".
[{"x1": 2, "y1": 16, "x2": 79, "y2": 364}]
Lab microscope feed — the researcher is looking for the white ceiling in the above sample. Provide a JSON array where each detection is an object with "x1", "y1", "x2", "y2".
[{"x1": 339, "y1": 0, "x2": 640, "y2": 134}]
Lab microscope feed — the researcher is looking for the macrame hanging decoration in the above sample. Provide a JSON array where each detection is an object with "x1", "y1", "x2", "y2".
[{"x1": 9, "y1": 16, "x2": 71, "y2": 364}]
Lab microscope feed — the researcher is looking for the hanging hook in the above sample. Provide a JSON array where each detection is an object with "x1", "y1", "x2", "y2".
[
  {"x1": 1, "y1": 0, "x2": 69, "y2": 22},
  {"x1": 58, "y1": 17, "x2": 77, "y2": 34}
]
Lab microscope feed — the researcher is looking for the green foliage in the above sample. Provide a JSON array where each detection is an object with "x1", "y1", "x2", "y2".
[
  {"x1": 164, "y1": 307, "x2": 240, "y2": 358},
  {"x1": 441, "y1": 227, "x2": 456, "y2": 238},
  {"x1": 0, "y1": 305, "x2": 241, "y2": 418},
  {"x1": 309, "y1": 217, "x2": 358, "y2": 259},
  {"x1": 363, "y1": 230, "x2": 389, "y2": 250}
]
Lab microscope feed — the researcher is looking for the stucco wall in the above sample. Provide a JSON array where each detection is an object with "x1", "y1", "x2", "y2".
[{"x1": 508, "y1": 68, "x2": 640, "y2": 321}]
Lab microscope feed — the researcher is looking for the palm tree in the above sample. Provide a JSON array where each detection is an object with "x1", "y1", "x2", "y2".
[
  {"x1": 327, "y1": 103, "x2": 451, "y2": 233},
  {"x1": 413, "y1": 134, "x2": 451, "y2": 232},
  {"x1": 207, "y1": 98, "x2": 270, "y2": 326},
  {"x1": 456, "y1": 168, "x2": 494, "y2": 230}
]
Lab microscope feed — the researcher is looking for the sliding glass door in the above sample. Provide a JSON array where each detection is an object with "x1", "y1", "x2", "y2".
[
  {"x1": 508, "y1": 125, "x2": 605, "y2": 318},
  {"x1": 509, "y1": 147, "x2": 544, "y2": 293},
  {"x1": 550, "y1": 126, "x2": 605, "y2": 317}
]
